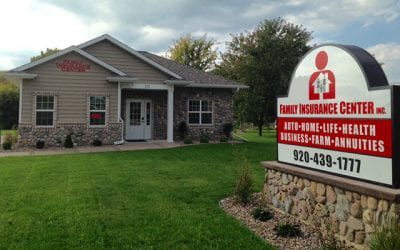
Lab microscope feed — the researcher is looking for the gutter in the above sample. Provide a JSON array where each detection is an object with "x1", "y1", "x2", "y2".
[
  {"x1": 113, "y1": 117, "x2": 125, "y2": 145},
  {"x1": 164, "y1": 80, "x2": 248, "y2": 89},
  {"x1": 185, "y1": 83, "x2": 249, "y2": 89},
  {"x1": 114, "y1": 81, "x2": 125, "y2": 145},
  {"x1": 164, "y1": 80, "x2": 193, "y2": 86},
  {"x1": 4, "y1": 72, "x2": 37, "y2": 79}
]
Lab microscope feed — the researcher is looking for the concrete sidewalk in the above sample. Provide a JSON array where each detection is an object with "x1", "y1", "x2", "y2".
[{"x1": 0, "y1": 140, "x2": 182, "y2": 158}]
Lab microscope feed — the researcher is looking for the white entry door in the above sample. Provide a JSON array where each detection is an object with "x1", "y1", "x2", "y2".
[{"x1": 125, "y1": 99, "x2": 152, "y2": 140}]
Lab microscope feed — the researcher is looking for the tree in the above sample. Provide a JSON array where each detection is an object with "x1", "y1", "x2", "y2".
[
  {"x1": 0, "y1": 76, "x2": 19, "y2": 129},
  {"x1": 30, "y1": 48, "x2": 59, "y2": 62},
  {"x1": 168, "y1": 34, "x2": 217, "y2": 71},
  {"x1": 214, "y1": 18, "x2": 312, "y2": 136}
]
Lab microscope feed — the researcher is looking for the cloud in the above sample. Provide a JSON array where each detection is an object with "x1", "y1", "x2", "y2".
[
  {"x1": 0, "y1": 1, "x2": 110, "y2": 51},
  {"x1": 0, "y1": 0, "x2": 399, "y2": 70},
  {"x1": 282, "y1": 0, "x2": 399, "y2": 33},
  {"x1": 0, "y1": 0, "x2": 113, "y2": 68},
  {"x1": 0, "y1": 55, "x2": 17, "y2": 70},
  {"x1": 367, "y1": 43, "x2": 400, "y2": 83},
  {"x1": 242, "y1": 3, "x2": 278, "y2": 19}
]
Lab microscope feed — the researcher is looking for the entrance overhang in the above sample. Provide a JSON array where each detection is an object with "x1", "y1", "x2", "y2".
[{"x1": 118, "y1": 82, "x2": 174, "y2": 143}]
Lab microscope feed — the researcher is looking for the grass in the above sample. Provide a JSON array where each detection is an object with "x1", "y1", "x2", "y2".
[
  {"x1": 0, "y1": 131, "x2": 277, "y2": 249},
  {"x1": 234, "y1": 129, "x2": 276, "y2": 143},
  {"x1": 0, "y1": 129, "x2": 17, "y2": 137}
]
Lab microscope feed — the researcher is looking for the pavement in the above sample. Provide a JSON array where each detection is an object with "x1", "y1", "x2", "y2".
[{"x1": 0, "y1": 140, "x2": 182, "y2": 158}]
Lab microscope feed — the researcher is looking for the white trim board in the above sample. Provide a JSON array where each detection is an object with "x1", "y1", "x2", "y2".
[
  {"x1": 107, "y1": 76, "x2": 138, "y2": 83},
  {"x1": 78, "y1": 34, "x2": 183, "y2": 80},
  {"x1": 4, "y1": 73, "x2": 37, "y2": 79},
  {"x1": 120, "y1": 82, "x2": 171, "y2": 90},
  {"x1": 11, "y1": 46, "x2": 127, "y2": 76}
]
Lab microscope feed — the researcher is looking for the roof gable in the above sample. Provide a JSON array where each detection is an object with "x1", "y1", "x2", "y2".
[
  {"x1": 11, "y1": 46, "x2": 126, "y2": 76},
  {"x1": 82, "y1": 40, "x2": 171, "y2": 83},
  {"x1": 78, "y1": 34, "x2": 182, "y2": 80}
]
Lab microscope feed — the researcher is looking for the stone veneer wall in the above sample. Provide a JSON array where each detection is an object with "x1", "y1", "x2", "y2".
[
  {"x1": 174, "y1": 87, "x2": 234, "y2": 140},
  {"x1": 121, "y1": 89, "x2": 167, "y2": 140},
  {"x1": 263, "y1": 168, "x2": 400, "y2": 249},
  {"x1": 18, "y1": 88, "x2": 235, "y2": 146},
  {"x1": 18, "y1": 122, "x2": 122, "y2": 147}
]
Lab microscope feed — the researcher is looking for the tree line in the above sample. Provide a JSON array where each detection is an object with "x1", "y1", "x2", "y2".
[
  {"x1": 0, "y1": 76, "x2": 18, "y2": 129},
  {"x1": 170, "y1": 18, "x2": 312, "y2": 136}
]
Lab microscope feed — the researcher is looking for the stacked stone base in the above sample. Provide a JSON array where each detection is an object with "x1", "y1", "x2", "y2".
[
  {"x1": 262, "y1": 161, "x2": 400, "y2": 249},
  {"x1": 18, "y1": 123, "x2": 123, "y2": 147}
]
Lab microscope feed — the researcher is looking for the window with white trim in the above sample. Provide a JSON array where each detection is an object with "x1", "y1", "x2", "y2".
[
  {"x1": 188, "y1": 100, "x2": 213, "y2": 125},
  {"x1": 36, "y1": 95, "x2": 55, "y2": 126},
  {"x1": 89, "y1": 96, "x2": 106, "y2": 126}
]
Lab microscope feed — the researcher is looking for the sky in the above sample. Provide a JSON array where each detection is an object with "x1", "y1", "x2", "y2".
[{"x1": 1, "y1": 0, "x2": 400, "y2": 83}]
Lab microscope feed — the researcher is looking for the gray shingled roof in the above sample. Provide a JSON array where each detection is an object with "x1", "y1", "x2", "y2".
[{"x1": 139, "y1": 51, "x2": 243, "y2": 86}]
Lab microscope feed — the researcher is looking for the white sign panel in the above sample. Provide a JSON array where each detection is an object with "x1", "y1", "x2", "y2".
[{"x1": 277, "y1": 45, "x2": 394, "y2": 186}]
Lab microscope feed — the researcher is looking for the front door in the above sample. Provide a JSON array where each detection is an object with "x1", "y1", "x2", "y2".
[{"x1": 125, "y1": 99, "x2": 152, "y2": 140}]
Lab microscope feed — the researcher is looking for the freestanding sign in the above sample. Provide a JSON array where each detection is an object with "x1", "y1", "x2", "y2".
[{"x1": 277, "y1": 44, "x2": 400, "y2": 187}]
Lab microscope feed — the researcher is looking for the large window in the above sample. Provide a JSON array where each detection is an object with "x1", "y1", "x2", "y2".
[
  {"x1": 89, "y1": 96, "x2": 106, "y2": 126},
  {"x1": 188, "y1": 100, "x2": 213, "y2": 125},
  {"x1": 36, "y1": 95, "x2": 55, "y2": 126}
]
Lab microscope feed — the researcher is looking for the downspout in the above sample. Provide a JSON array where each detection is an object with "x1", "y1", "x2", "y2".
[{"x1": 114, "y1": 82, "x2": 125, "y2": 145}]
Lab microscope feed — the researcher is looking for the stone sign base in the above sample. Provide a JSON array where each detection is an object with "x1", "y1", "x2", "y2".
[{"x1": 261, "y1": 161, "x2": 400, "y2": 249}]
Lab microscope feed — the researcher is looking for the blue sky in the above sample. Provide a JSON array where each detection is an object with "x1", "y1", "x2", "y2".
[{"x1": 1, "y1": 0, "x2": 400, "y2": 82}]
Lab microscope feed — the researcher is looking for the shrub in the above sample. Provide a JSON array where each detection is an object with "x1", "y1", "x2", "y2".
[
  {"x1": 220, "y1": 135, "x2": 228, "y2": 143},
  {"x1": 36, "y1": 140, "x2": 45, "y2": 149},
  {"x1": 2, "y1": 141, "x2": 12, "y2": 150},
  {"x1": 177, "y1": 121, "x2": 189, "y2": 140},
  {"x1": 199, "y1": 134, "x2": 209, "y2": 143},
  {"x1": 93, "y1": 140, "x2": 102, "y2": 147},
  {"x1": 370, "y1": 218, "x2": 400, "y2": 250},
  {"x1": 251, "y1": 207, "x2": 273, "y2": 221},
  {"x1": 274, "y1": 223, "x2": 302, "y2": 237},
  {"x1": 234, "y1": 159, "x2": 253, "y2": 204},
  {"x1": 0, "y1": 81, "x2": 19, "y2": 129},
  {"x1": 55, "y1": 137, "x2": 62, "y2": 145},
  {"x1": 183, "y1": 136, "x2": 193, "y2": 144},
  {"x1": 4, "y1": 133, "x2": 16, "y2": 143},
  {"x1": 222, "y1": 123, "x2": 233, "y2": 138},
  {"x1": 64, "y1": 135, "x2": 73, "y2": 148}
]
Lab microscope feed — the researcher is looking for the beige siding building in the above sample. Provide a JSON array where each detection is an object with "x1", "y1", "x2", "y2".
[{"x1": 6, "y1": 34, "x2": 247, "y2": 147}]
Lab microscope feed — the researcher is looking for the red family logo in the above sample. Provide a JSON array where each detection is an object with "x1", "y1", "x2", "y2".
[{"x1": 309, "y1": 51, "x2": 336, "y2": 100}]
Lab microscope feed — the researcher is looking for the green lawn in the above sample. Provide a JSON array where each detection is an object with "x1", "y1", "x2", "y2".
[
  {"x1": 0, "y1": 129, "x2": 17, "y2": 137},
  {"x1": 234, "y1": 129, "x2": 276, "y2": 143},
  {"x1": 0, "y1": 132, "x2": 277, "y2": 249}
]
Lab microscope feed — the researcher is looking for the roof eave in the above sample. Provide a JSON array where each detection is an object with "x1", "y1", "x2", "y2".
[
  {"x1": 164, "y1": 80, "x2": 193, "y2": 86},
  {"x1": 4, "y1": 72, "x2": 37, "y2": 79},
  {"x1": 184, "y1": 83, "x2": 249, "y2": 89}
]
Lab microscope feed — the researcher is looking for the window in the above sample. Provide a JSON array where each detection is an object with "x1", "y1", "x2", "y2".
[
  {"x1": 146, "y1": 102, "x2": 151, "y2": 125},
  {"x1": 129, "y1": 101, "x2": 141, "y2": 126},
  {"x1": 89, "y1": 96, "x2": 106, "y2": 126},
  {"x1": 188, "y1": 100, "x2": 213, "y2": 125},
  {"x1": 36, "y1": 95, "x2": 54, "y2": 126}
]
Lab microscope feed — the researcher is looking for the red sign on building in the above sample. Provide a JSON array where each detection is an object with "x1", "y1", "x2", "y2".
[{"x1": 56, "y1": 60, "x2": 90, "y2": 72}]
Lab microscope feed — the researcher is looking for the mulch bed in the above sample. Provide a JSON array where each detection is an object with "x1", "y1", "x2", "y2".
[{"x1": 219, "y1": 193, "x2": 327, "y2": 250}]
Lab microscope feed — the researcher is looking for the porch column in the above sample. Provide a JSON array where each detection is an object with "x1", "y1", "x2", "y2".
[{"x1": 167, "y1": 85, "x2": 174, "y2": 142}]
